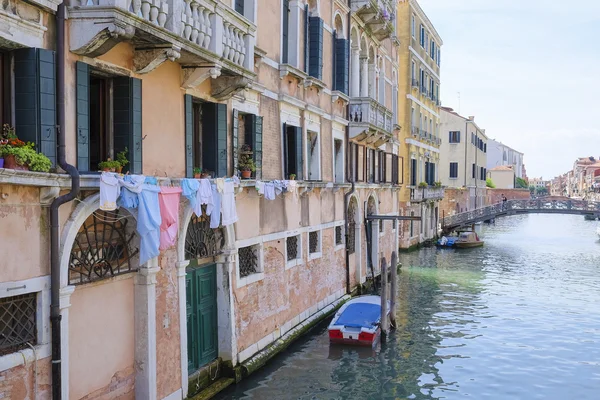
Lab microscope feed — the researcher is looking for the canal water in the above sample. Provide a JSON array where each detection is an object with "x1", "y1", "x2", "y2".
[{"x1": 218, "y1": 214, "x2": 600, "y2": 400}]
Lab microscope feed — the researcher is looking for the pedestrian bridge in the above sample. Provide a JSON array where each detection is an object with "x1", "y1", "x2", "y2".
[{"x1": 441, "y1": 198, "x2": 600, "y2": 233}]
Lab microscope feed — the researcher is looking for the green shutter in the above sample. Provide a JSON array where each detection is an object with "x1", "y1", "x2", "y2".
[
  {"x1": 232, "y1": 109, "x2": 239, "y2": 174},
  {"x1": 335, "y1": 38, "x2": 349, "y2": 94},
  {"x1": 254, "y1": 116, "x2": 263, "y2": 180},
  {"x1": 308, "y1": 17, "x2": 323, "y2": 80},
  {"x1": 196, "y1": 265, "x2": 218, "y2": 366},
  {"x1": 185, "y1": 95, "x2": 194, "y2": 178},
  {"x1": 113, "y1": 77, "x2": 143, "y2": 174},
  {"x1": 186, "y1": 272, "x2": 196, "y2": 371},
  {"x1": 282, "y1": 0, "x2": 289, "y2": 63},
  {"x1": 294, "y1": 126, "x2": 303, "y2": 180},
  {"x1": 75, "y1": 61, "x2": 90, "y2": 171},
  {"x1": 13, "y1": 48, "x2": 57, "y2": 166},
  {"x1": 202, "y1": 103, "x2": 228, "y2": 178}
]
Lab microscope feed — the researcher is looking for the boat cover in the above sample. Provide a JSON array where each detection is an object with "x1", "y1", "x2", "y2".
[{"x1": 335, "y1": 303, "x2": 381, "y2": 328}]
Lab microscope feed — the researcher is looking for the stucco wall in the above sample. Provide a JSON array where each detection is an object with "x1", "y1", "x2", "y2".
[
  {"x1": 488, "y1": 170, "x2": 515, "y2": 189},
  {"x1": 0, "y1": 357, "x2": 51, "y2": 400}
]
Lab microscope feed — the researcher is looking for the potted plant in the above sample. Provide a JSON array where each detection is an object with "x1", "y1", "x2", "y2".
[
  {"x1": 98, "y1": 158, "x2": 121, "y2": 172},
  {"x1": 116, "y1": 147, "x2": 129, "y2": 173},
  {"x1": 193, "y1": 167, "x2": 202, "y2": 179},
  {"x1": 434, "y1": 181, "x2": 442, "y2": 188},
  {"x1": 289, "y1": 173, "x2": 296, "y2": 181},
  {"x1": 1, "y1": 141, "x2": 51, "y2": 172},
  {"x1": 238, "y1": 153, "x2": 256, "y2": 179},
  {"x1": 418, "y1": 182, "x2": 428, "y2": 189}
]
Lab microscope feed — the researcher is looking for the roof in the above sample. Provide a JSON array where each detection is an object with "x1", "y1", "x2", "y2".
[{"x1": 490, "y1": 166, "x2": 514, "y2": 172}]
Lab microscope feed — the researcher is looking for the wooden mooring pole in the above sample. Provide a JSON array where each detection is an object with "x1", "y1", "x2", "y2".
[
  {"x1": 389, "y1": 251, "x2": 398, "y2": 329},
  {"x1": 380, "y1": 256, "x2": 388, "y2": 343}
]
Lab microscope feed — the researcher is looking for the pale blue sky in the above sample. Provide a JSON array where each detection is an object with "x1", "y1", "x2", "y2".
[{"x1": 420, "y1": 0, "x2": 600, "y2": 178}]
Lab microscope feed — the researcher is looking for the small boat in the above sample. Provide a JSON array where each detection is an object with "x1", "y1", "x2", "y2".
[
  {"x1": 584, "y1": 215, "x2": 597, "y2": 221},
  {"x1": 436, "y1": 236, "x2": 457, "y2": 248},
  {"x1": 328, "y1": 295, "x2": 389, "y2": 347},
  {"x1": 455, "y1": 231, "x2": 484, "y2": 248}
]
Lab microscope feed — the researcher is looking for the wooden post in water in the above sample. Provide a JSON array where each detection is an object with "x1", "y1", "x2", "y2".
[
  {"x1": 389, "y1": 251, "x2": 398, "y2": 330},
  {"x1": 380, "y1": 256, "x2": 388, "y2": 343}
]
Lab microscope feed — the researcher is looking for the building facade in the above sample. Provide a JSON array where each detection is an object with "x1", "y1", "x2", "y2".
[
  {"x1": 0, "y1": 0, "x2": 401, "y2": 399},
  {"x1": 486, "y1": 139, "x2": 524, "y2": 179},
  {"x1": 439, "y1": 107, "x2": 488, "y2": 212},
  {"x1": 395, "y1": 0, "x2": 444, "y2": 247}
]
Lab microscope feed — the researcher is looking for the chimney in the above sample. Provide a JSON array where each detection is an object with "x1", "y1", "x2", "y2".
[{"x1": 468, "y1": 116, "x2": 475, "y2": 121}]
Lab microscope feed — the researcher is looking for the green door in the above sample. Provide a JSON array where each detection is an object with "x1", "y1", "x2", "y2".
[{"x1": 186, "y1": 262, "x2": 218, "y2": 372}]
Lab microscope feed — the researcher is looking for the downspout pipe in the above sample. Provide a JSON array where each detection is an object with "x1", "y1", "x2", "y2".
[
  {"x1": 51, "y1": 4, "x2": 81, "y2": 399},
  {"x1": 343, "y1": 4, "x2": 354, "y2": 295}
]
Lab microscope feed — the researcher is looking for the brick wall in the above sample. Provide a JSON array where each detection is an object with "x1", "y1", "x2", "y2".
[
  {"x1": 260, "y1": 95, "x2": 282, "y2": 180},
  {"x1": 439, "y1": 188, "x2": 470, "y2": 217},
  {"x1": 487, "y1": 188, "x2": 531, "y2": 204}
]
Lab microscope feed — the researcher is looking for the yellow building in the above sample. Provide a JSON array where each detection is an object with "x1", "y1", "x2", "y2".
[{"x1": 396, "y1": 0, "x2": 444, "y2": 247}]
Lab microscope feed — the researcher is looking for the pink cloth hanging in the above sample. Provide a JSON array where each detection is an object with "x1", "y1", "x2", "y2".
[{"x1": 159, "y1": 186, "x2": 182, "y2": 250}]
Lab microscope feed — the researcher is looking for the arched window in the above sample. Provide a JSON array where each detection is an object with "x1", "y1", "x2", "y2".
[
  {"x1": 184, "y1": 208, "x2": 225, "y2": 260},
  {"x1": 68, "y1": 210, "x2": 138, "y2": 285}
]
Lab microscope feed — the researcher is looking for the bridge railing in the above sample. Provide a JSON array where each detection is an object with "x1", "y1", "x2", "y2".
[{"x1": 442, "y1": 199, "x2": 600, "y2": 229}]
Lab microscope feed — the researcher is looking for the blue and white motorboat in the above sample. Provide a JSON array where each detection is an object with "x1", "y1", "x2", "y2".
[
  {"x1": 436, "y1": 236, "x2": 457, "y2": 248},
  {"x1": 328, "y1": 295, "x2": 389, "y2": 347}
]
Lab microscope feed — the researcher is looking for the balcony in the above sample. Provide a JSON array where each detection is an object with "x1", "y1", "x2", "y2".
[
  {"x1": 410, "y1": 186, "x2": 445, "y2": 202},
  {"x1": 351, "y1": 0, "x2": 395, "y2": 41},
  {"x1": 349, "y1": 97, "x2": 394, "y2": 147},
  {"x1": 68, "y1": 0, "x2": 256, "y2": 99}
]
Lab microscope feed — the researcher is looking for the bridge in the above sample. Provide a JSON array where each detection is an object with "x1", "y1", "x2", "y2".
[{"x1": 441, "y1": 198, "x2": 600, "y2": 233}]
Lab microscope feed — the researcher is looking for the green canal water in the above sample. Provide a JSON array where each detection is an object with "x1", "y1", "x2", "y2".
[{"x1": 218, "y1": 214, "x2": 600, "y2": 399}]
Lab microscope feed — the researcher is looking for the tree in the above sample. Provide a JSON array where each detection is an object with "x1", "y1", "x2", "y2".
[
  {"x1": 486, "y1": 178, "x2": 496, "y2": 188},
  {"x1": 515, "y1": 177, "x2": 528, "y2": 189}
]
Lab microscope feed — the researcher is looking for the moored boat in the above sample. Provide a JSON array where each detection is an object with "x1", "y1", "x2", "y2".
[
  {"x1": 328, "y1": 295, "x2": 389, "y2": 347},
  {"x1": 437, "y1": 236, "x2": 457, "y2": 248},
  {"x1": 455, "y1": 231, "x2": 484, "y2": 248},
  {"x1": 596, "y1": 226, "x2": 600, "y2": 239}
]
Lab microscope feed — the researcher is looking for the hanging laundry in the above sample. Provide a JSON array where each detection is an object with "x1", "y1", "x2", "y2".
[
  {"x1": 287, "y1": 180, "x2": 298, "y2": 203},
  {"x1": 99, "y1": 172, "x2": 120, "y2": 211},
  {"x1": 144, "y1": 176, "x2": 158, "y2": 185},
  {"x1": 264, "y1": 182, "x2": 276, "y2": 200},
  {"x1": 194, "y1": 179, "x2": 214, "y2": 217},
  {"x1": 273, "y1": 181, "x2": 284, "y2": 197},
  {"x1": 221, "y1": 180, "x2": 238, "y2": 226},
  {"x1": 210, "y1": 183, "x2": 222, "y2": 229},
  {"x1": 232, "y1": 176, "x2": 240, "y2": 186},
  {"x1": 159, "y1": 186, "x2": 182, "y2": 250},
  {"x1": 137, "y1": 184, "x2": 162, "y2": 266},
  {"x1": 215, "y1": 177, "x2": 225, "y2": 194},
  {"x1": 117, "y1": 175, "x2": 146, "y2": 209},
  {"x1": 255, "y1": 181, "x2": 265, "y2": 196},
  {"x1": 181, "y1": 178, "x2": 200, "y2": 208}
]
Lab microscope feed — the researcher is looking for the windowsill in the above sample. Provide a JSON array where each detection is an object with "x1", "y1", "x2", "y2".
[
  {"x1": 334, "y1": 244, "x2": 345, "y2": 252},
  {"x1": 309, "y1": 252, "x2": 322, "y2": 260},
  {"x1": 285, "y1": 258, "x2": 302, "y2": 270},
  {"x1": 236, "y1": 272, "x2": 265, "y2": 288},
  {"x1": 0, "y1": 343, "x2": 51, "y2": 373}
]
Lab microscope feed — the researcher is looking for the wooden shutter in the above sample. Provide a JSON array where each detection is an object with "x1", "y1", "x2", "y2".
[
  {"x1": 75, "y1": 61, "x2": 90, "y2": 171},
  {"x1": 232, "y1": 109, "x2": 239, "y2": 174},
  {"x1": 294, "y1": 126, "x2": 303, "y2": 180},
  {"x1": 335, "y1": 38, "x2": 349, "y2": 94},
  {"x1": 185, "y1": 94, "x2": 194, "y2": 178},
  {"x1": 244, "y1": 114, "x2": 263, "y2": 179},
  {"x1": 13, "y1": 48, "x2": 57, "y2": 166},
  {"x1": 282, "y1": 0, "x2": 289, "y2": 63},
  {"x1": 202, "y1": 102, "x2": 228, "y2": 178},
  {"x1": 411, "y1": 159, "x2": 417, "y2": 186},
  {"x1": 113, "y1": 77, "x2": 143, "y2": 174},
  {"x1": 308, "y1": 17, "x2": 324, "y2": 80}
]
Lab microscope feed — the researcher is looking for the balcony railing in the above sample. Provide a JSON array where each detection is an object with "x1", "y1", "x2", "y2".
[
  {"x1": 411, "y1": 186, "x2": 445, "y2": 202},
  {"x1": 349, "y1": 97, "x2": 394, "y2": 144},
  {"x1": 411, "y1": 78, "x2": 419, "y2": 88},
  {"x1": 351, "y1": 0, "x2": 395, "y2": 41}
]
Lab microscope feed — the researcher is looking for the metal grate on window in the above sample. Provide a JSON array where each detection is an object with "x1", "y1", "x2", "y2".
[
  {"x1": 286, "y1": 236, "x2": 299, "y2": 261},
  {"x1": 239, "y1": 246, "x2": 259, "y2": 278},
  {"x1": 185, "y1": 208, "x2": 225, "y2": 260},
  {"x1": 69, "y1": 210, "x2": 139, "y2": 285},
  {"x1": 348, "y1": 201, "x2": 356, "y2": 254},
  {"x1": 335, "y1": 226, "x2": 343, "y2": 245},
  {"x1": 309, "y1": 231, "x2": 319, "y2": 254},
  {"x1": 0, "y1": 293, "x2": 37, "y2": 356}
]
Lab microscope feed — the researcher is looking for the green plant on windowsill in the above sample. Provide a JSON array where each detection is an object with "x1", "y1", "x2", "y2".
[
  {"x1": 434, "y1": 181, "x2": 442, "y2": 188},
  {"x1": 2, "y1": 142, "x2": 52, "y2": 172},
  {"x1": 193, "y1": 167, "x2": 202, "y2": 178},
  {"x1": 116, "y1": 147, "x2": 129, "y2": 170},
  {"x1": 98, "y1": 158, "x2": 122, "y2": 172},
  {"x1": 418, "y1": 182, "x2": 428, "y2": 188},
  {"x1": 289, "y1": 173, "x2": 296, "y2": 180},
  {"x1": 238, "y1": 152, "x2": 256, "y2": 179}
]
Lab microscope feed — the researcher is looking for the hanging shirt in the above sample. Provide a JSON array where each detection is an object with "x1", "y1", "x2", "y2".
[
  {"x1": 210, "y1": 184, "x2": 222, "y2": 229},
  {"x1": 287, "y1": 180, "x2": 298, "y2": 203},
  {"x1": 255, "y1": 181, "x2": 265, "y2": 196},
  {"x1": 264, "y1": 182, "x2": 276, "y2": 200},
  {"x1": 117, "y1": 174, "x2": 146, "y2": 209},
  {"x1": 221, "y1": 181, "x2": 238, "y2": 226},
  {"x1": 181, "y1": 178, "x2": 200, "y2": 208},
  {"x1": 215, "y1": 177, "x2": 226, "y2": 194},
  {"x1": 99, "y1": 172, "x2": 119, "y2": 211},
  {"x1": 194, "y1": 179, "x2": 214, "y2": 217},
  {"x1": 137, "y1": 184, "x2": 162, "y2": 266},
  {"x1": 159, "y1": 187, "x2": 182, "y2": 250}
]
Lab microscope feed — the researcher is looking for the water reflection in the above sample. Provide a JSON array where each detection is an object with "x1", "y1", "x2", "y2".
[{"x1": 219, "y1": 215, "x2": 600, "y2": 400}]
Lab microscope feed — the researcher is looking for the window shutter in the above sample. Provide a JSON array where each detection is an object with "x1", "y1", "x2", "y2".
[
  {"x1": 335, "y1": 38, "x2": 349, "y2": 94},
  {"x1": 185, "y1": 94, "x2": 193, "y2": 178},
  {"x1": 75, "y1": 61, "x2": 90, "y2": 171},
  {"x1": 458, "y1": 131, "x2": 461, "y2": 143},
  {"x1": 113, "y1": 77, "x2": 143, "y2": 174},
  {"x1": 308, "y1": 17, "x2": 324, "y2": 80},
  {"x1": 13, "y1": 48, "x2": 57, "y2": 166},
  {"x1": 254, "y1": 116, "x2": 263, "y2": 180},
  {"x1": 202, "y1": 103, "x2": 228, "y2": 178},
  {"x1": 232, "y1": 109, "x2": 239, "y2": 174},
  {"x1": 294, "y1": 126, "x2": 303, "y2": 180},
  {"x1": 282, "y1": 0, "x2": 289, "y2": 63},
  {"x1": 235, "y1": 0, "x2": 244, "y2": 15},
  {"x1": 283, "y1": 123, "x2": 288, "y2": 178}
]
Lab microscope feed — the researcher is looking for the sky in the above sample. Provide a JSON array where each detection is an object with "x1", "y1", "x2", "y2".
[{"x1": 419, "y1": 0, "x2": 600, "y2": 179}]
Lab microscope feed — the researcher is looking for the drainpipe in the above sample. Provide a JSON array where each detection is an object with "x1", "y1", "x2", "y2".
[
  {"x1": 343, "y1": 4, "x2": 354, "y2": 295},
  {"x1": 51, "y1": 4, "x2": 81, "y2": 399}
]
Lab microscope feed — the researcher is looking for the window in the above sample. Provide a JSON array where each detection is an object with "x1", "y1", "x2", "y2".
[
  {"x1": 449, "y1": 162, "x2": 458, "y2": 179},
  {"x1": 238, "y1": 245, "x2": 260, "y2": 278},
  {"x1": 307, "y1": 130, "x2": 321, "y2": 180},
  {"x1": 410, "y1": 158, "x2": 417, "y2": 186},
  {"x1": 309, "y1": 230, "x2": 322, "y2": 258},
  {"x1": 437, "y1": 48, "x2": 441, "y2": 66},
  {"x1": 334, "y1": 31, "x2": 349, "y2": 95},
  {"x1": 232, "y1": 110, "x2": 263, "y2": 179},
  {"x1": 449, "y1": 131, "x2": 460, "y2": 143},
  {"x1": 282, "y1": 0, "x2": 290, "y2": 63},
  {"x1": 484, "y1": 143, "x2": 487, "y2": 153},
  {"x1": 0, "y1": 52, "x2": 11, "y2": 129},
  {"x1": 334, "y1": 139, "x2": 344, "y2": 183},
  {"x1": 392, "y1": 154, "x2": 400, "y2": 185},
  {"x1": 0, "y1": 293, "x2": 37, "y2": 356},
  {"x1": 472, "y1": 163, "x2": 476, "y2": 179},
  {"x1": 283, "y1": 124, "x2": 303, "y2": 180},
  {"x1": 308, "y1": 16, "x2": 324, "y2": 80},
  {"x1": 235, "y1": 0, "x2": 244, "y2": 15},
  {"x1": 184, "y1": 96, "x2": 227, "y2": 178},
  {"x1": 76, "y1": 63, "x2": 142, "y2": 173},
  {"x1": 430, "y1": 40, "x2": 435, "y2": 59},
  {"x1": 411, "y1": 61, "x2": 416, "y2": 82},
  {"x1": 335, "y1": 226, "x2": 343, "y2": 246},
  {"x1": 420, "y1": 25, "x2": 425, "y2": 47},
  {"x1": 420, "y1": 69, "x2": 425, "y2": 92},
  {"x1": 411, "y1": 14, "x2": 416, "y2": 38},
  {"x1": 286, "y1": 235, "x2": 301, "y2": 262}
]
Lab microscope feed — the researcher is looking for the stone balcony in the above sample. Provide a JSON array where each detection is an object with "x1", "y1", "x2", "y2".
[
  {"x1": 410, "y1": 186, "x2": 445, "y2": 202},
  {"x1": 348, "y1": 97, "x2": 394, "y2": 147},
  {"x1": 68, "y1": 0, "x2": 256, "y2": 99},
  {"x1": 350, "y1": 0, "x2": 395, "y2": 41}
]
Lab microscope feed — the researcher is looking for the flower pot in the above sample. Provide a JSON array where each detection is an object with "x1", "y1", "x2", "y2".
[
  {"x1": 116, "y1": 166, "x2": 123, "y2": 173},
  {"x1": 194, "y1": 173, "x2": 201, "y2": 179},
  {"x1": 4, "y1": 154, "x2": 28, "y2": 171},
  {"x1": 0, "y1": 158, "x2": 4, "y2": 168},
  {"x1": 201, "y1": 173, "x2": 210, "y2": 179},
  {"x1": 241, "y1": 170, "x2": 252, "y2": 179}
]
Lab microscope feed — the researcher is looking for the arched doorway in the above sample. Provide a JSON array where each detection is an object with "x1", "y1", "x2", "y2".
[{"x1": 366, "y1": 195, "x2": 379, "y2": 277}]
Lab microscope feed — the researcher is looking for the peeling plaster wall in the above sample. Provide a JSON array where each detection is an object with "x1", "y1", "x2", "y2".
[{"x1": 0, "y1": 357, "x2": 51, "y2": 400}]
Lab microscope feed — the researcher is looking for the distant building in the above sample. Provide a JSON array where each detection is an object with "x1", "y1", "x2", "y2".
[
  {"x1": 486, "y1": 139, "x2": 524, "y2": 179},
  {"x1": 439, "y1": 107, "x2": 488, "y2": 209},
  {"x1": 487, "y1": 166, "x2": 516, "y2": 189}
]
